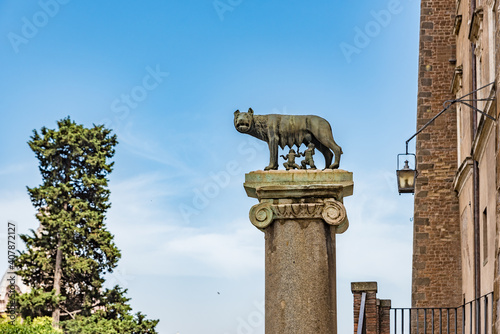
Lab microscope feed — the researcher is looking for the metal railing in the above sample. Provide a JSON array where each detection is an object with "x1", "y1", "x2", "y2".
[{"x1": 391, "y1": 292, "x2": 493, "y2": 334}]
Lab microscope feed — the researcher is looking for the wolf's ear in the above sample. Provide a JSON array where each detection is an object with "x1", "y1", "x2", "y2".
[
  {"x1": 248, "y1": 108, "x2": 254, "y2": 114},
  {"x1": 234, "y1": 109, "x2": 240, "y2": 115}
]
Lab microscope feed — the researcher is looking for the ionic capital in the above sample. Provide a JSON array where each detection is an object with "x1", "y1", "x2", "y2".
[{"x1": 249, "y1": 199, "x2": 348, "y2": 233}]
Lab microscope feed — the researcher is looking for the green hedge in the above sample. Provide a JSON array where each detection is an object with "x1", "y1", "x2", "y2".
[
  {"x1": 1, "y1": 315, "x2": 158, "y2": 334},
  {"x1": 0, "y1": 317, "x2": 62, "y2": 334}
]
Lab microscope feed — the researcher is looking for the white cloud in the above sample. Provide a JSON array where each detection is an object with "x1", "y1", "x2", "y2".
[
  {"x1": 105, "y1": 173, "x2": 264, "y2": 278},
  {"x1": 160, "y1": 223, "x2": 264, "y2": 277},
  {"x1": 114, "y1": 121, "x2": 194, "y2": 172},
  {"x1": 108, "y1": 215, "x2": 264, "y2": 278}
]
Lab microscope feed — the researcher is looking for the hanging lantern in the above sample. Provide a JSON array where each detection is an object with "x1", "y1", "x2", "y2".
[{"x1": 397, "y1": 154, "x2": 417, "y2": 194}]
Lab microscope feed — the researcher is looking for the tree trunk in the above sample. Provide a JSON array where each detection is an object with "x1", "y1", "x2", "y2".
[
  {"x1": 52, "y1": 236, "x2": 62, "y2": 327},
  {"x1": 53, "y1": 165, "x2": 69, "y2": 327}
]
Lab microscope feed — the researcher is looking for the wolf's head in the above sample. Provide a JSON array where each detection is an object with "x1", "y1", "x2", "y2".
[{"x1": 234, "y1": 108, "x2": 254, "y2": 133}]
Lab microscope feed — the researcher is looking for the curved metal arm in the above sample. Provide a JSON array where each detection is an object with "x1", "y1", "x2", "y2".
[{"x1": 405, "y1": 82, "x2": 496, "y2": 154}]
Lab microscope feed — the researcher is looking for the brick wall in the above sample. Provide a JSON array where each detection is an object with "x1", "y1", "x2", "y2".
[
  {"x1": 351, "y1": 282, "x2": 390, "y2": 334},
  {"x1": 412, "y1": 0, "x2": 462, "y2": 310}
]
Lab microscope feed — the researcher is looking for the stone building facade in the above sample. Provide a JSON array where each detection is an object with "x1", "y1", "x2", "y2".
[
  {"x1": 353, "y1": 1, "x2": 500, "y2": 333},
  {"x1": 412, "y1": 0, "x2": 462, "y2": 312},
  {"x1": 412, "y1": 0, "x2": 500, "y2": 331}
]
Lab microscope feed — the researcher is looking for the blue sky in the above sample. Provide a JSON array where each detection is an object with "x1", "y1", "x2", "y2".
[{"x1": 0, "y1": 1, "x2": 419, "y2": 333}]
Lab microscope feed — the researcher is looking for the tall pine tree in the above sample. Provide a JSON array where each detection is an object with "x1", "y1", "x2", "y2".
[{"x1": 16, "y1": 117, "x2": 121, "y2": 325}]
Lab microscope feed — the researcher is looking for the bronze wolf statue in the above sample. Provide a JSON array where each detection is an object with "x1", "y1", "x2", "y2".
[{"x1": 234, "y1": 108, "x2": 342, "y2": 170}]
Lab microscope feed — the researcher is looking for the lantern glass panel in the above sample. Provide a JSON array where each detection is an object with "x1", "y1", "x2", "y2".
[{"x1": 397, "y1": 169, "x2": 416, "y2": 193}]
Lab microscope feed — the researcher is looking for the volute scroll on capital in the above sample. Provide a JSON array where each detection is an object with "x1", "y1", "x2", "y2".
[{"x1": 249, "y1": 199, "x2": 348, "y2": 233}]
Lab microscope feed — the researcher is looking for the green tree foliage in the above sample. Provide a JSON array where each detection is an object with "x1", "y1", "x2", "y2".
[
  {"x1": 16, "y1": 117, "x2": 119, "y2": 322},
  {"x1": 11, "y1": 287, "x2": 158, "y2": 333},
  {"x1": 13, "y1": 288, "x2": 62, "y2": 319},
  {"x1": 13, "y1": 118, "x2": 158, "y2": 333},
  {"x1": 0, "y1": 316, "x2": 62, "y2": 334},
  {"x1": 62, "y1": 286, "x2": 159, "y2": 334},
  {"x1": 62, "y1": 313, "x2": 158, "y2": 334}
]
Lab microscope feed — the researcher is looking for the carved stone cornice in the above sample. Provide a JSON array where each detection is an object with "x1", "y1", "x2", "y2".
[
  {"x1": 453, "y1": 15, "x2": 462, "y2": 36},
  {"x1": 249, "y1": 198, "x2": 348, "y2": 233},
  {"x1": 472, "y1": 84, "x2": 496, "y2": 161},
  {"x1": 451, "y1": 65, "x2": 463, "y2": 94},
  {"x1": 244, "y1": 169, "x2": 353, "y2": 233},
  {"x1": 244, "y1": 169, "x2": 353, "y2": 200},
  {"x1": 453, "y1": 156, "x2": 473, "y2": 195},
  {"x1": 469, "y1": 7, "x2": 484, "y2": 43}
]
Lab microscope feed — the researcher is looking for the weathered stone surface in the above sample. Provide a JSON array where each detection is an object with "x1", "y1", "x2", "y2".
[
  {"x1": 244, "y1": 169, "x2": 354, "y2": 334},
  {"x1": 249, "y1": 198, "x2": 348, "y2": 233},
  {"x1": 244, "y1": 169, "x2": 353, "y2": 199},
  {"x1": 265, "y1": 219, "x2": 337, "y2": 334},
  {"x1": 246, "y1": 169, "x2": 353, "y2": 233},
  {"x1": 351, "y1": 281, "x2": 378, "y2": 293}
]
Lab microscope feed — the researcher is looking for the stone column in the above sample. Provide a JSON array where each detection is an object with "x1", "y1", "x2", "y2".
[{"x1": 244, "y1": 169, "x2": 353, "y2": 334}]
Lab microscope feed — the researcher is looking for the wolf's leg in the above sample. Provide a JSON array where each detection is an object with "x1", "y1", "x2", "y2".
[
  {"x1": 315, "y1": 141, "x2": 333, "y2": 169},
  {"x1": 265, "y1": 139, "x2": 279, "y2": 170},
  {"x1": 315, "y1": 124, "x2": 342, "y2": 169},
  {"x1": 321, "y1": 137, "x2": 342, "y2": 169},
  {"x1": 328, "y1": 141, "x2": 342, "y2": 169}
]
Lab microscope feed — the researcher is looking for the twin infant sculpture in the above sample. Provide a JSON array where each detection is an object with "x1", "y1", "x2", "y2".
[{"x1": 234, "y1": 108, "x2": 342, "y2": 171}]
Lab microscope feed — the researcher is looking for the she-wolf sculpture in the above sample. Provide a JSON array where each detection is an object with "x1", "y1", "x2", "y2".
[{"x1": 234, "y1": 108, "x2": 342, "y2": 170}]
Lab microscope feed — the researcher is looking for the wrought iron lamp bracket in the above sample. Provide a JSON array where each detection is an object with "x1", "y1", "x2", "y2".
[{"x1": 404, "y1": 81, "x2": 496, "y2": 154}]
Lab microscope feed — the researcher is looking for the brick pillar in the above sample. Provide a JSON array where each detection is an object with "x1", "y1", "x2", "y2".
[
  {"x1": 378, "y1": 299, "x2": 391, "y2": 334},
  {"x1": 352, "y1": 282, "x2": 390, "y2": 334},
  {"x1": 352, "y1": 283, "x2": 367, "y2": 334},
  {"x1": 412, "y1": 0, "x2": 462, "y2": 311},
  {"x1": 353, "y1": 288, "x2": 362, "y2": 333}
]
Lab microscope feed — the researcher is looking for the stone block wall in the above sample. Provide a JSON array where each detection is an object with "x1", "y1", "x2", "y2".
[{"x1": 412, "y1": 0, "x2": 462, "y2": 309}]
